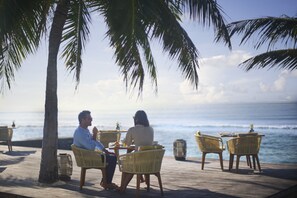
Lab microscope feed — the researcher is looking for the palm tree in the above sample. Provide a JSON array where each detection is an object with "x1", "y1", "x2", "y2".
[
  {"x1": 222, "y1": 15, "x2": 297, "y2": 71},
  {"x1": 0, "y1": 0, "x2": 231, "y2": 183}
]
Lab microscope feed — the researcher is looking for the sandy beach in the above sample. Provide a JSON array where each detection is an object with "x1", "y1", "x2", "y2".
[{"x1": 1, "y1": 141, "x2": 297, "y2": 198}]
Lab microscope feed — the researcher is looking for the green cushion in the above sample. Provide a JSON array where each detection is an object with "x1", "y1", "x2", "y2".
[
  {"x1": 237, "y1": 133, "x2": 258, "y2": 137},
  {"x1": 138, "y1": 145, "x2": 164, "y2": 151},
  {"x1": 196, "y1": 131, "x2": 218, "y2": 139}
]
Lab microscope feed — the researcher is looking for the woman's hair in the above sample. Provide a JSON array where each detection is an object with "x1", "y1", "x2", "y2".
[{"x1": 134, "y1": 110, "x2": 150, "y2": 127}]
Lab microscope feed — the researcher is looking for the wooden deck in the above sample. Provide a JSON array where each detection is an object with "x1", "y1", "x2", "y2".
[{"x1": 0, "y1": 145, "x2": 296, "y2": 197}]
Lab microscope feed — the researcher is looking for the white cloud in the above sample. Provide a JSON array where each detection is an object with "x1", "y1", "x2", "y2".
[
  {"x1": 273, "y1": 74, "x2": 286, "y2": 91},
  {"x1": 177, "y1": 51, "x2": 297, "y2": 104},
  {"x1": 259, "y1": 82, "x2": 269, "y2": 92},
  {"x1": 259, "y1": 70, "x2": 291, "y2": 92},
  {"x1": 1, "y1": 47, "x2": 296, "y2": 113},
  {"x1": 178, "y1": 80, "x2": 227, "y2": 104},
  {"x1": 291, "y1": 70, "x2": 297, "y2": 77},
  {"x1": 200, "y1": 50, "x2": 252, "y2": 68}
]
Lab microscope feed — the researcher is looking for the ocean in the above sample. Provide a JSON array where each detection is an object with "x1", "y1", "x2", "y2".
[{"x1": 1, "y1": 103, "x2": 296, "y2": 164}]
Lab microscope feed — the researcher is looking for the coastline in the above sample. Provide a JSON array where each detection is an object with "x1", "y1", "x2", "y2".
[
  {"x1": 0, "y1": 137, "x2": 73, "y2": 150},
  {"x1": 1, "y1": 103, "x2": 296, "y2": 164}
]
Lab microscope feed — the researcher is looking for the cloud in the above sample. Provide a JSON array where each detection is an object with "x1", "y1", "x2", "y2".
[
  {"x1": 1, "y1": 49, "x2": 296, "y2": 113},
  {"x1": 94, "y1": 78, "x2": 124, "y2": 96},
  {"x1": 291, "y1": 70, "x2": 297, "y2": 77},
  {"x1": 176, "y1": 51, "x2": 297, "y2": 104},
  {"x1": 273, "y1": 74, "x2": 286, "y2": 91},
  {"x1": 259, "y1": 70, "x2": 291, "y2": 92},
  {"x1": 199, "y1": 50, "x2": 252, "y2": 68},
  {"x1": 259, "y1": 82, "x2": 269, "y2": 92},
  {"x1": 178, "y1": 80, "x2": 227, "y2": 104}
]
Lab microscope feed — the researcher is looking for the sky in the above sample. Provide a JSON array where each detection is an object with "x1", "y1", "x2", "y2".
[{"x1": 0, "y1": 0, "x2": 296, "y2": 113}]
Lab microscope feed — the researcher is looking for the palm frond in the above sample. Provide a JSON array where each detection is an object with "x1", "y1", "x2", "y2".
[
  {"x1": 89, "y1": 0, "x2": 232, "y2": 93},
  {"x1": 177, "y1": 0, "x2": 232, "y2": 49},
  {"x1": 61, "y1": 0, "x2": 91, "y2": 87},
  {"x1": 0, "y1": 0, "x2": 51, "y2": 93},
  {"x1": 240, "y1": 49, "x2": 297, "y2": 71},
  {"x1": 148, "y1": 0, "x2": 200, "y2": 89},
  {"x1": 93, "y1": 0, "x2": 158, "y2": 94},
  {"x1": 228, "y1": 15, "x2": 297, "y2": 50},
  {"x1": 225, "y1": 15, "x2": 297, "y2": 71}
]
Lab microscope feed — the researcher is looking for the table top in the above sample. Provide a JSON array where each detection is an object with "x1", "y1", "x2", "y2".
[
  {"x1": 108, "y1": 142, "x2": 135, "y2": 150},
  {"x1": 99, "y1": 130, "x2": 127, "y2": 133},
  {"x1": 109, "y1": 146, "x2": 129, "y2": 150},
  {"x1": 219, "y1": 132, "x2": 265, "y2": 137}
]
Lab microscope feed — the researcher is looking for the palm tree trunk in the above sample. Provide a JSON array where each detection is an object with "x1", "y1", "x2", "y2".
[{"x1": 38, "y1": 0, "x2": 70, "y2": 183}]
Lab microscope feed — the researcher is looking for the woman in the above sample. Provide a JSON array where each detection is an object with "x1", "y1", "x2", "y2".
[
  {"x1": 123, "y1": 110, "x2": 154, "y2": 151},
  {"x1": 118, "y1": 110, "x2": 154, "y2": 193}
]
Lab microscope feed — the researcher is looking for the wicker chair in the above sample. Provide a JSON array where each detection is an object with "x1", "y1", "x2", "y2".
[
  {"x1": 0, "y1": 126, "x2": 13, "y2": 152},
  {"x1": 237, "y1": 133, "x2": 260, "y2": 168},
  {"x1": 227, "y1": 134, "x2": 262, "y2": 172},
  {"x1": 194, "y1": 131, "x2": 224, "y2": 170},
  {"x1": 71, "y1": 144, "x2": 107, "y2": 190},
  {"x1": 97, "y1": 130, "x2": 121, "y2": 147},
  {"x1": 118, "y1": 148, "x2": 165, "y2": 196}
]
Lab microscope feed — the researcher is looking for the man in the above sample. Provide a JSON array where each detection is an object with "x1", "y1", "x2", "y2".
[{"x1": 73, "y1": 110, "x2": 118, "y2": 190}]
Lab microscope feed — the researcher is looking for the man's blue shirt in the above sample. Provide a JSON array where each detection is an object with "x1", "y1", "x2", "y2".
[{"x1": 73, "y1": 126, "x2": 104, "y2": 151}]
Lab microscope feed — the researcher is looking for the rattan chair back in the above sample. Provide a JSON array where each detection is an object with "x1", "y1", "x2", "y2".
[
  {"x1": 71, "y1": 144, "x2": 106, "y2": 168},
  {"x1": 194, "y1": 131, "x2": 224, "y2": 170},
  {"x1": 118, "y1": 148, "x2": 165, "y2": 196},
  {"x1": 71, "y1": 144, "x2": 107, "y2": 190},
  {"x1": 227, "y1": 134, "x2": 262, "y2": 172},
  {"x1": 195, "y1": 132, "x2": 224, "y2": 153},
  {"x1": 0, "y1": 126, "x2": 13, "y2": 151},
  {"x1": 118, "y1": 149, "x2": 165, "y2": 174},
  {"x1": 98, "y1": 131, "x2": 121, "y2": 147},
  {"x1": 227, "y1": 134, "x2": 261, "y2": 155}
]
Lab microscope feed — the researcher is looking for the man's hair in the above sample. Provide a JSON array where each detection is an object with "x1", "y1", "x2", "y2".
[{"x1": 78, "y1": 110, "x2": 91, "y2": 123}]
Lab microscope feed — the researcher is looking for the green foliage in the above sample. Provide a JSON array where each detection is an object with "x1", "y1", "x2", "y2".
[
  {"x1": 0, "y1": 0, "x2": 232, "y2": 184},
  {"x1": 0, "y1": 0, "x2": 52, "y2": 90},
  {"x1": 225, "y1": 15, "x2": 297, "y2": 71},
  {"x1": 0, "y1": 0, "x2": 231, "y2": 94}
]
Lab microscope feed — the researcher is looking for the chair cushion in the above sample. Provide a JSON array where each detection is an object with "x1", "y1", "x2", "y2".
[
  {"x1": 237, "y1": 133, "x2": 258, "y2": 137},
  {"x1": 196, "y1": 131, "x2": 219, "y2": 139},
  {"x1": 138, "y1": 145, "x2": 164, "y2": 151}
]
